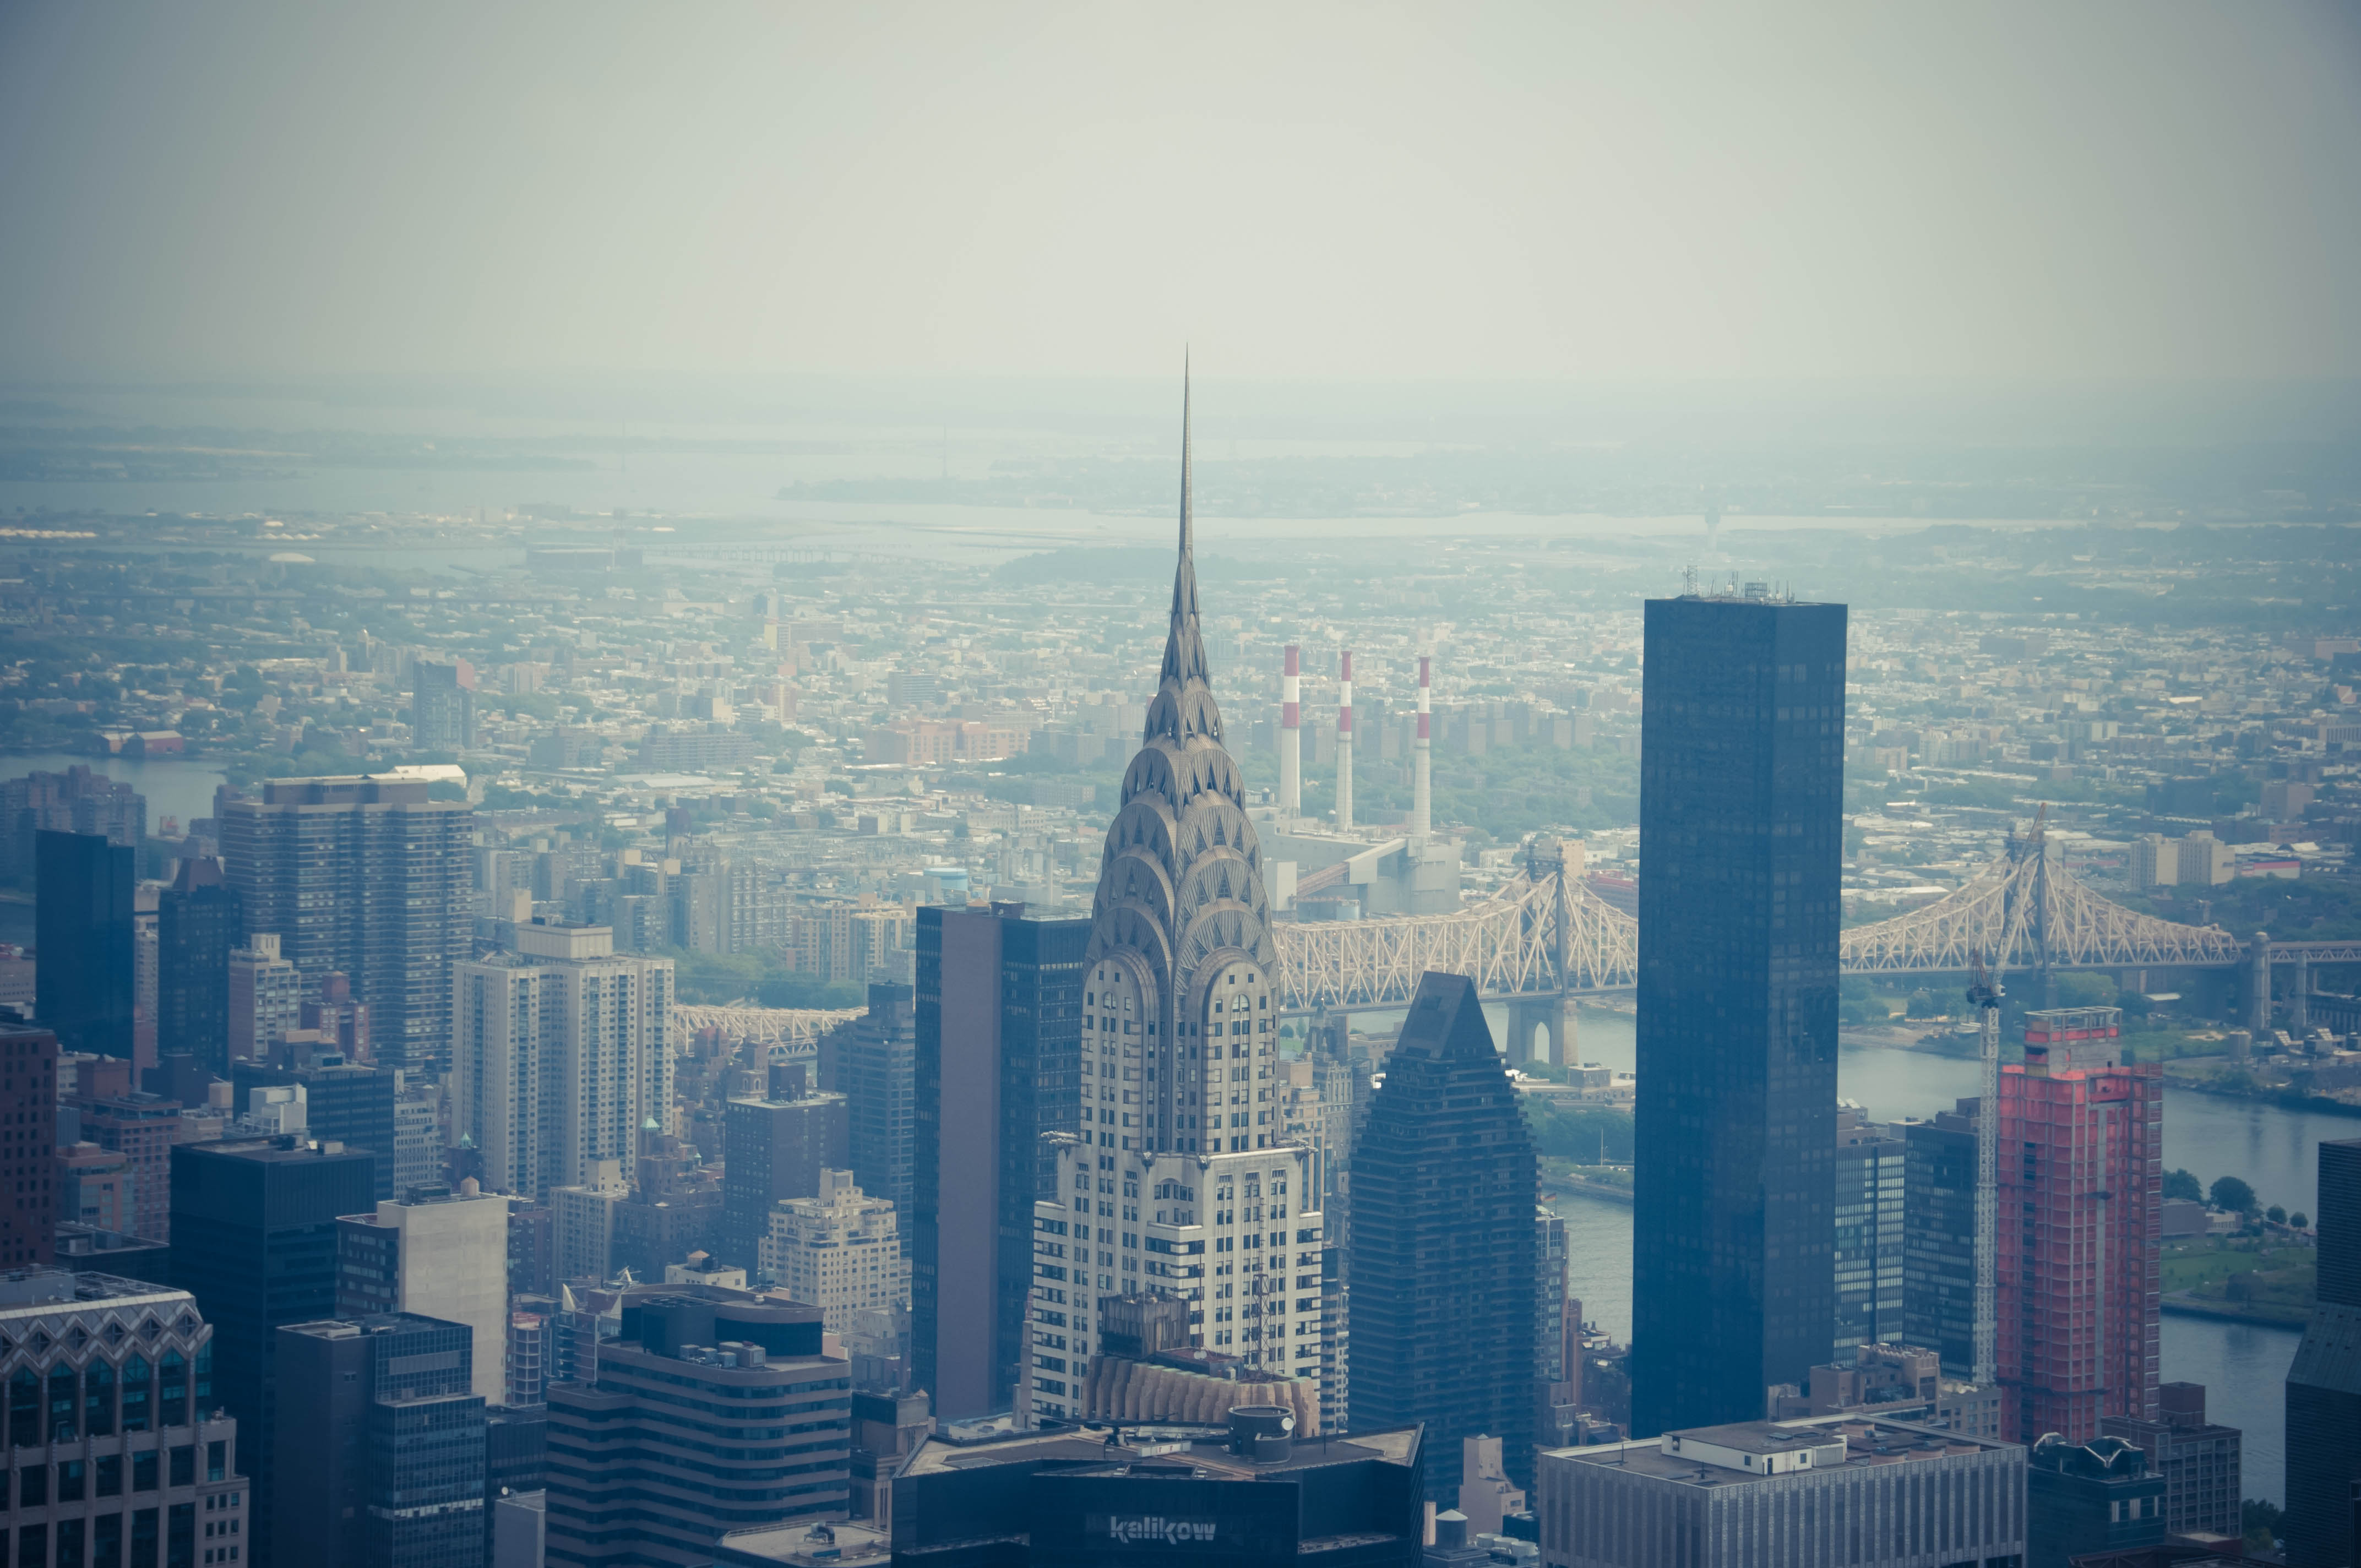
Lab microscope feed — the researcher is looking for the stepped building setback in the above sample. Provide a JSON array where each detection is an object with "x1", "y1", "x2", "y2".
[{"x1": 1020, "y1": 372, "x2": 1332, "y2": 1432}]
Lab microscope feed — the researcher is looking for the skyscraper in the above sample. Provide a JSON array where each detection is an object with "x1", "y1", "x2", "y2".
[
  {"x1": 228, "y1": 933, "x2": 301, "y2": 1062},
  {"x1": 450, "y1": 921, "x2": 673, "y2": 1199},
  {"x1": 0, "y1": 1025, "x2": 58, "y2": 1267},
  {"x1": 842, "y1": 982, "x2": 916, "y2": 1228},
  {"x1": 1, "y1": 764, "x2": 142, "y2": 882},
  {"x1": 544, "y1": 1284, "x2": 850, "y2": 1564},
  {"x1": 170, "y1": 1135, "x2": 377, "y2": 1566},
  {"x1": 1903, "y1": 1097, "x2": 1981, "y2": 1375},
  {"x1": 1998, "y1": 1005, "x2": 2160, "y2": 1443},
  {"x1": 1834, "y1": 1103, "x2": 1906, "y2": 1356},
  {"x1": 335, "y1": 1189, "x2": 513, "y2": 1406},
  {"x1": 760, "y1": 1168, "x2": 908, "y2": 1335},
  {"x1": 1630, "y1": 589, "x2": 1846, "y2": 1437},
  {"x1": 35, "y1": 827, "x2": 137, "y2": 1060},
  {"x1": 275, "y1": 1312, "x2": 488, "y2": 1568},
  {"x1": 1014, "y1": 375, "x2": 1332, "y2": 1433},
  {"x1": 233, "y1": 1050, "x2": 396, "y2": 1200},
  {"x1": 156, "y1": 854, "x2": 241, "y2": 1071},
  {"x1": 2285, "y1": 1137, "x2": 2361, "y2": 1566},
  {"x1": 1346, "y1": 972, "x2": 1537, "y2": 1500},
  {"x1": 412, "y1": 658, "x2": 478, "y2": 754},
  {"x1": 721, "y1": 1068, "x2": 848, "y2": 1275},
  {"x1": 913, "y1": 900, "x2": 1086, "y2": 1420},
  {"x1": 0, "y1": 1270, "x2": 246, "y2": 1568},
  {"x1": 220, "y1": 775, "x2": 474, "y2": 1076}
]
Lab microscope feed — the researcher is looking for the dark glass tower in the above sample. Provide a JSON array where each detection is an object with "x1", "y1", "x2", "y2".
[
  {"x1": 1903, "y1": 1099, "x2": 1981, "y2": 1375},
  {"x1": 170, "y1": 1136, "x2": 378, "y2": 1567},
  {"x1": 845, "y1": 981, "x2": 917, "y2": 1227},
  {"x1": 912, "y1": 902, "x2": 1085, "y2": 1420},
  {"x1": 34, "y1": 827, "x2": 136, "y2": 1059},
  {"x1": 2286, "y1": 1137, "x2": 2361, "y2": 1566},
  {"x1": 158, "y1": 854, "x2": 242, "y2": 1071},
  {"x1": 275, "y1": 1313, "x2": 488, "y2": 1568},
  {"x1": 1630, "y1": 592, "x2": 1846, "y2": 1436},
  {"x1": 1346, "y1": 971, "x2": 1538, "y2": 1501}
]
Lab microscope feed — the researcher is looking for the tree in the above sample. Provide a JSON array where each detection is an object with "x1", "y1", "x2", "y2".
[
  {"x1": 2293, "y1": 1211, "x2": 2310, "y2": 1229},
  {"x1": 2211, "y1": 1175, "x2": 2258, "y2": 1215},
  {"x1": 2163, "y1": 1168, "x2": 2202, "y2": 1203},
  {"x1": 2244, "y1": 1498, "x2": 2283, "y2": 1554},
  {"x1": 2267, "y1": 1205, "x2": 2288, "y2": 1226}
]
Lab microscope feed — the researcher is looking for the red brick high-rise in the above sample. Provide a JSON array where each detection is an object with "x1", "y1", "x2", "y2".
[
  {"x1": 1998, "y1": 1005, "x2": 2161, "y2": 1442},
  {"x1": 0, "y1": 1025, "x2": 58, "y2": 1267}
]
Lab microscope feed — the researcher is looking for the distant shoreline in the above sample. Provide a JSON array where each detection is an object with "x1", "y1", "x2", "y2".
[{"x1": 2161, "y1": 1293, "x2": 2307, "y2": 1330}]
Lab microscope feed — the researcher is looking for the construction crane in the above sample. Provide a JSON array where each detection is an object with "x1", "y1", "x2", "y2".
[{"x1": 1966, "y1": 950, "x2": 2004, "y2": 1389}]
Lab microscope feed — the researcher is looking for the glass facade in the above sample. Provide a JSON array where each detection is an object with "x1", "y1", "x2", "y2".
[
  {"x1": 1345, "y1": 974, "x2": 1538, "y2": 1501},
  {"x1": 1832, "y1": 1115, "x2": 1905, "y2": 1355},
  {"x1": 1903, "y1": 1108, "x2": 1979, "y2": 1375},
  {"x1": 842, "y1": 983, "x2": 916, "y2": 1229},
  {"x1": 0, "y1": 1280, "x2": 243, "y2": 1568},
  {"x1": 1631, "y1": 595, "x2": 1847, "y2": 1436},
  {"x1": 912, "y1": 906, "x2": 1085, "y2": 1419}
]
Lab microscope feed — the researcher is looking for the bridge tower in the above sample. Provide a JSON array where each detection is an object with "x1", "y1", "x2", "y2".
[
  {"x1": 1502, "y1": 837, "x2": 1578, "y2": 1066},
  {"x1": 2004, "y1": 813, "x2": 2055, "y2": 1007},
  {"x1": 2250, "y1": 932, "x2": 2273, "y2": 1036}
]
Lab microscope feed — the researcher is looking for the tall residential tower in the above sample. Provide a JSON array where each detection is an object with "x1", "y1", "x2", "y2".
[{"x1": 221, "y1": 776, "x2": 474, "y2": 1076}]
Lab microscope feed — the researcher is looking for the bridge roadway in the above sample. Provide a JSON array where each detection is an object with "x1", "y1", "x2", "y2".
[{"x1": 1270, "y1": 835, "x2": 2300, "y2": 1021}]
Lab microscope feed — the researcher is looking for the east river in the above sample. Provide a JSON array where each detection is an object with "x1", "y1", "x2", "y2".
[{"x1": 1532, "y1": 1004, "x2": 2319, "y2": 1505}]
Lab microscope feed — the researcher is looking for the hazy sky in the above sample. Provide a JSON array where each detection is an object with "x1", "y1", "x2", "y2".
[{"x1": 3, "y1": 2, "x2": 2357, "y2": 384}]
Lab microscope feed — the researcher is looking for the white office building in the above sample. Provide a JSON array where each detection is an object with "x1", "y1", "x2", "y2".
[
  {"x1": 335, "y1": 1189, "x2": 512, "y2": 1405},
  {"x1": 760, "y1": 1169, "x2": 908, "y2": 1334}
]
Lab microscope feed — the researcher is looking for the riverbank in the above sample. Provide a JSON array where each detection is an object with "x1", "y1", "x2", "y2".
[
  {"x1": 2162, "y1": 1292, "x2": 2311, "y2": 1329},
  {"x1": 1544, "y1": 1172, "x2": 1634, "y2": 1207},
  {"x1": 2163, "y1": 1064, "x2": 2361, "y2": 1120}
]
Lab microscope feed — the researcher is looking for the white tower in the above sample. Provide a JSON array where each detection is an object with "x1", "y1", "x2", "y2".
[
  {"x1": 1335, "y1": 649, "x2": 1354, "y2": 831},
  {"x1": 1412, "y1": 652, "x2": 1432, "y2": 842},
  {"x1": 1280, "y1": 643, "x2": 1302, "y2": 816}
]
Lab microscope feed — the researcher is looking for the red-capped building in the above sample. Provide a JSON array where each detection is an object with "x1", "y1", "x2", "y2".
[{"x1": 1998, "y1": 1004, "x2": 2162, "y2": 1443}]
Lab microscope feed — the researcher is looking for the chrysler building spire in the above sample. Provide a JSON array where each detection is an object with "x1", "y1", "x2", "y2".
[{"x1": 1085, "y1": 364, "x2": 1277, "y2": 1157}]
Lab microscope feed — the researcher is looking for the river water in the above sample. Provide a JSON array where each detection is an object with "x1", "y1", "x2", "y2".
[
  {"x1": 1547, "y1": 1004, "x2": 2307, "y2": 1504},
  {"x1": 1, "y1": 752, "x2": 231, "y2": 832}
]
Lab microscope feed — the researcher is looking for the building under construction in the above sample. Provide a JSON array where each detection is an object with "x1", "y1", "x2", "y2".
[{"x1": 1997, "y1": 1004, "x2": 2162, "y2": 1444}]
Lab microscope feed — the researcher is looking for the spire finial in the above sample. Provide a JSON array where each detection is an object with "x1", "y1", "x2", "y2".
[
  {"x1": 1157, "y1": 354, "x2": 1210, "y2": 706},
  {"x1": 1179, "y1": 349, "x2": 1193, "y2": 558}
]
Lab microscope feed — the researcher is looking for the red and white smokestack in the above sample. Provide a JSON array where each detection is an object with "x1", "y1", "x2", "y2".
[
  {"x1": 1413, "y1": 652, "x2": 1432, "y2": 841},
  {"x1": 1280, "y1": 644, "x2": 1302, "y2": 816},
  {"x1": 1335, "y1": 649, "x2": 1354, "y2": 831}
]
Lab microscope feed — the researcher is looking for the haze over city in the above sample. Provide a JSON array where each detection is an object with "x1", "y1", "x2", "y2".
[{"x1": 1, "y1": 6, "x2": 2359, "y2": 1568}]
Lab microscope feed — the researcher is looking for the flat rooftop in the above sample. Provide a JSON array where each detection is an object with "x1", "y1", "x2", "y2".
[
  {"x1": 901, "y1": 1425, "x2": 1419, "y2": 1482},
  {"x1": 1554, "y1": 1417, "x2": 2014, "y2": 1489},
  {"x1": 0, "y1": 1270, "x2": 190, "y2": 1319}
]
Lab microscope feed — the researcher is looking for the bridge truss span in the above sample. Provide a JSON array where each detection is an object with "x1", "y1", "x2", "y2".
[
  {"x1": 1274, "y1": 867, "x2": 1636, "y2": 1014},
  {"x1": 1275, "y1": 828, "x2": 2243, "y2": 1014},
  {"x1": 1837, "y1": 841, "x2": 2243, "y2": 976},
  {"x1": 670, "y1": 1004, "x2": 863, "y2": 1044}
]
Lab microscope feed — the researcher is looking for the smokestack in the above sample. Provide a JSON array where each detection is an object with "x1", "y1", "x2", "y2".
[
  {"x1": 1413, "y1": 652, "x2": 1431, "y2": 841},
  {"x1": 1335, "y1": 649, "x2": 1354, "y2": 831},
  {"x1": 1281, "y1": 644, "x2": 1302, "y2": 817}
]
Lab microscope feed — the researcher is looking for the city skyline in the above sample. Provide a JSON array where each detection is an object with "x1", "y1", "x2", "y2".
[{"x1": 0, "y1": 6, "x2": 2354, "y2": 1553}]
